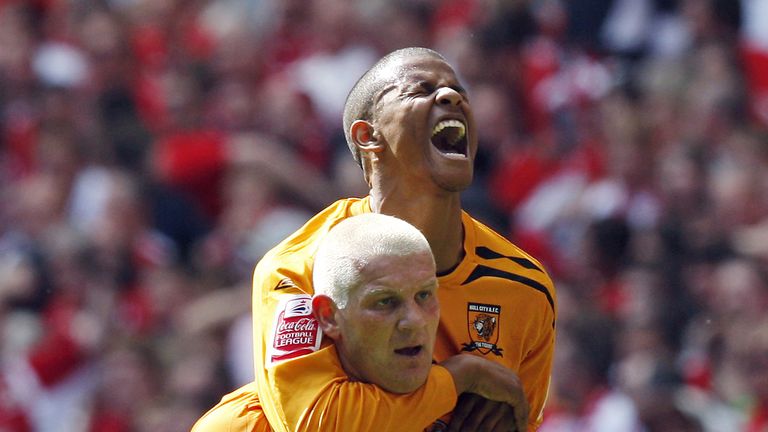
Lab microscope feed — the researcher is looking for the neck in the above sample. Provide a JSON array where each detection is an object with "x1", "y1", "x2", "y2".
[{"x1": 369, "y1": 184, "x2": 464, "y2": 273}]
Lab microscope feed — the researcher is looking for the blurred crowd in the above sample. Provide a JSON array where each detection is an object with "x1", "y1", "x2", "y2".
[{"x1": 1, "y1": 0, "x2": 767, "y2": 431}]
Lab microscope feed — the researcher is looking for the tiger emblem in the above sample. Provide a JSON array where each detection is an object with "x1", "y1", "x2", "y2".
[
  {"x1": 463, "y1": 303, "x2": 503, "y2": 356},
  {"x1": 472, "y1": 313, "x2": 496, "y2": 341}
]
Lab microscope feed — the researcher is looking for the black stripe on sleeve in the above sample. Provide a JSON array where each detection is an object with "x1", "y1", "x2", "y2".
[
  {"x1": 476, "y1": 247, "x2": 543, "y2": 273},
  {"x1": 462, "y1": 264, "x2": 555, "y2": 318}
]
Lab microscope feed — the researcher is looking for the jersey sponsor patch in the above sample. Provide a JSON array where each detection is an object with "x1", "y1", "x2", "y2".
[
  {"x1": 461, "y1": 302, "x2": 503, "y2": 356},
  {"x1": 267, "y1": 295, "x2": 322, "y2": 366}
]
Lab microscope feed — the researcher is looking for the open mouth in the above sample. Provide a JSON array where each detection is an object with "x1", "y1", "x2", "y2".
[
  {"x1": 394, "y1": 345, "x2": 423, "y2": 357},
  {"x1": 431, "y1": 119, "x2": 467, "y2": 157}
]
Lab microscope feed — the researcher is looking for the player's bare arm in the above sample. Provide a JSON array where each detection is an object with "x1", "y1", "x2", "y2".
[{"x1": 441, "y1": 354, "x2": 529, "y2": 432}]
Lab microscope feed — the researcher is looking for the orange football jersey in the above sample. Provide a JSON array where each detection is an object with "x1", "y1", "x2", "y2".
[{"x1": 194, "y1": 196, "x2": 556, "y2": 431}]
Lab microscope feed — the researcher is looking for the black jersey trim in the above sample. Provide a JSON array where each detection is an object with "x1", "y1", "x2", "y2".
[
  {"x1": 462, "y1": 264, "x2": 555, "y2": 319},
  {"x1": 476, "y1": 247, "x2": 543, "y2": 273}
]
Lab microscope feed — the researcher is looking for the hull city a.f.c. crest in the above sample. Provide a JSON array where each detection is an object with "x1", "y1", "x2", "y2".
[{"x1": 461, "y1": 302, "x2": 503, "y2": 356}]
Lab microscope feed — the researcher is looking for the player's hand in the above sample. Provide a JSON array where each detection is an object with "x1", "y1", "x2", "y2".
[
  {"x1": 440, "y1": 354, "x2": 528, "y2": 431},
  {"x1": 448, "y1": 393, "x2": 523, "y2": 432}
]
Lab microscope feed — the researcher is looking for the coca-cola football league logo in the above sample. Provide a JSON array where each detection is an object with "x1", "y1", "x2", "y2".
[{"x1": 267, "y1": 294, "x2": 322, "y2": 365}]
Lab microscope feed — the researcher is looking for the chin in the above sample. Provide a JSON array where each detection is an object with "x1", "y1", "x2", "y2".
[{"x1": 429, "y1": 161, "x2": 474, "y2": 191}]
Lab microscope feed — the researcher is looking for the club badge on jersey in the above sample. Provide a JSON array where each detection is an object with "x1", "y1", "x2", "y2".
[
  {"x1": 461, "y1": 302, "x2": 503, "y2": 356},
  {"x1": 267, "y1": 294, "x2": 323, "y2": 366}
]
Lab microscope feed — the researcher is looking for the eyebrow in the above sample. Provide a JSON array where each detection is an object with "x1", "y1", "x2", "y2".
[
  {"x1": 415, "y1": 279, "x2": 439, "y2": 291},
  {"x1": 409, "y1": 75, "x2": 467, "y2": 96},
  {"x1": 363, "y1": 287, "x2": 395, "y2": 296},
  {"x1": 362, "y1": 279, "x2": 437, "y2": 297},
  {"x1": 374, "y1": 83, "x2": 398, "y2": 106}
]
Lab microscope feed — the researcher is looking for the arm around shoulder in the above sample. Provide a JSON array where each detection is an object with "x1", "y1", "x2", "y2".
[{"x1": 266, "y1": 346, "x2": 457, "y2": 431}]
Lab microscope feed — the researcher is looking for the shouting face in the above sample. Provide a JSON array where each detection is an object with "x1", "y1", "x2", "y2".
[{"x1": 369, "y1": 53, "x2": 478, "y2": 194}]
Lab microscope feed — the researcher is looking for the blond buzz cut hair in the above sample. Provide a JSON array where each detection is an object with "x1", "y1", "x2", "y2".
[{"x1": 312, "y1": 213, "x2": 433, "y2": 309}]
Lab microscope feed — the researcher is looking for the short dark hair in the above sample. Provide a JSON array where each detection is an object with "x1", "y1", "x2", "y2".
[{"x1": 342, "y1": 47, "x2": 445, "y2": 168}]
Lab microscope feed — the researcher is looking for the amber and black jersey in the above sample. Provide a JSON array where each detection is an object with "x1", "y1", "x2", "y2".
[{"x1": 192, "y1": 196, "x2": 556, "y2": 431}]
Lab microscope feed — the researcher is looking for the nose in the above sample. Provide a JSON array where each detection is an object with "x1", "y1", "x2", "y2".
[
  {"x1": 397, "y1": 302, "x2": 428, "y2": 332},
  {"x1": 435, "y1": 87, "x2": 462, "y2": 107}
]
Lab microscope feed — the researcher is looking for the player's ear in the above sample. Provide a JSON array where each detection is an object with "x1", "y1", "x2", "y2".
[
  {"x1": 350, "y1": 120, "x2": 384, "y2": 156},
  {"x1": 312, "y1": 295, "x2": 341, "y2": 339}
]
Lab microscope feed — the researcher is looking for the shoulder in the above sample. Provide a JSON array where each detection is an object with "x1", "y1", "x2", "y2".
[
  {"x1": 465, "y1": 213, "x2": 551, "y2": 275},
  {"x1": 463, "y1": 213, "x2": 556, "y2": 315},
  {"x1": 261, "y1": 197, "x2": 365, "y2": 262},
  {"x1": 254, "y1": 198, "x2": 367, "y2": 291}
]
